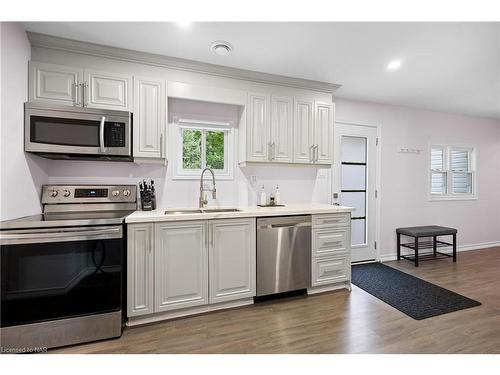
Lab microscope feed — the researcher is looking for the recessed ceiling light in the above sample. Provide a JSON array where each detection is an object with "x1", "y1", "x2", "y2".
[
  {"x1": 387, "y1": 59, "x2": 402, "y2": 71},
  {"x1": 176, "y1": 21, "x2": 192, "y2": 29},
  {"x1": 210, "y1": 41, "x2": 233, "y2": 56}
]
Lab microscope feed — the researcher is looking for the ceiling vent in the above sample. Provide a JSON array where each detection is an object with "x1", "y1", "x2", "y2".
[{"x1": 210, "y1": 41, "x2": 233, "y2": 56}]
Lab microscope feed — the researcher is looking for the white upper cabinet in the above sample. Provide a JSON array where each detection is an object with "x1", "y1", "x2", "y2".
[
  {"x1": 29, "y1": 61, "x2": 82, "y2": 106},
  {"x1": 133, "y1": 77, "x2": 166, "y2": 161},
  {"x1": 154, "y1": 221, "x2": 208, "y2": 312},
  {"x1": 270, "y1": 95, "x2": 293, "y2": 163},
  {"x1": 84, "y1": 69, "x2": 132, "y2": 111},
  {"x1": 314, "y1": 101, "x2": 334, "y2": 163},
  {"x1": 209, "y1": 218, "x2": 256, "y2": 304},
  {"x1": 293, "y1": 99, "x2": 315, "y2": 163},
  {"x1": 246, "y1": 92, "x2": 271, "y2": 161}
]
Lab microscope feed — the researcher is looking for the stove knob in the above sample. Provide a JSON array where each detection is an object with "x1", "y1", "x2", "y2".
[
  {"x1": 123, "y1": 189, "x2": 131, "y2": 197},
  {"x1": 112, "y1": 190, "x2": 120, "y2": 197},
  {"x1": 63, "y1": 189, "x2": 71, "y2": 197},
  {"x1": 50, "y1": 190, "x2": 58, "y2": 197}
]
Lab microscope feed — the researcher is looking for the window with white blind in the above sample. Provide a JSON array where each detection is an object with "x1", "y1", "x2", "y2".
[{"x1": 430, "y1": 145, "x2": 476, "y2": 199}]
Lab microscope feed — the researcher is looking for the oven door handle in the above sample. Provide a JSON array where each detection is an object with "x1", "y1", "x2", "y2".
[
  {"x1": 99, "y1": 116, "x2": 107, "y2": 153},
  {"x1": 0, "y1": 226, "x2": 122, "y2": 245}
]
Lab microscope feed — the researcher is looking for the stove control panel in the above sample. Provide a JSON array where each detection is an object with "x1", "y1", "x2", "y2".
[{"x1": 42, "y1": 185, "x2": 137, "y2": 204}]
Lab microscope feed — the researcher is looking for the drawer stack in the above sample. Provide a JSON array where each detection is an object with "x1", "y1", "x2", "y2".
[{"x1": 311, "y1": 213, "x2": 351, "y2": 288}]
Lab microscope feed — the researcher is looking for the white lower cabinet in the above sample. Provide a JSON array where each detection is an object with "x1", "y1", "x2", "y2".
[
  {"x1": 154, "y1": 221, "x2": 208, "y2": 312},
  {"x1": 127, "y1": 218, "x2": 256, "y2": 321},
  {"x1": 127, "y1": 223, "x2": 154, "y2": 317},
  {"x1": 209, "y1": 218, "x2": 256, "y2": 304},
  {"x1": 310, "y1": 214, "x2": 351, "y2": 289}
]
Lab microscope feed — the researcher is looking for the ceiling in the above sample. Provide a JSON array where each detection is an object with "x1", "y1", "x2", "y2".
[{"x1": 23, "y1": 22, "x2": 500, "y2": 119}]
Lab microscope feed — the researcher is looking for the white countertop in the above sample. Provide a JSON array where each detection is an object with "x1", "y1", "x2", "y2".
[{"x1": 125, "y1": 204, "x2": 354, "y2": 223}]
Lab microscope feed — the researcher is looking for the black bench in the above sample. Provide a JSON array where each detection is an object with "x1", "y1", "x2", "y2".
[{"x1": 396, "y1": 226, "x2": 457, "y2": 267}]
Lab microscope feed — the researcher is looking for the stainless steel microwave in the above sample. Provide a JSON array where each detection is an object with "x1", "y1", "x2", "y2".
[{"x1": 24, "y1": 103, "x2": 132, "y2": 161}]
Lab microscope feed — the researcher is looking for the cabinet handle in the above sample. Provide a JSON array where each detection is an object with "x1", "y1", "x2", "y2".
[
  {"x1": 268, "y1": 142, "x2": 272, "y2": 161},
  {"x1": 210, "y1": 223, "x2": 214, "y2": 247},
  {"x1": 82, "y1": 82, "x2": 88, "y2": 107},
  {"x1": 309, "y1": 145, "x2": 314, "y2": 162},
  {"x1": 272, "y1": 142, "x2": 276, "y2": 160},
  {"x1": 314, "y1": 145, "x2": 319, "y2": 162},
  {"x1": 160, "y1": 133, "x2": 163, "y2": 158},
  {"x1": 73, "y1": 83, "x2": 80, "y2": 106}
]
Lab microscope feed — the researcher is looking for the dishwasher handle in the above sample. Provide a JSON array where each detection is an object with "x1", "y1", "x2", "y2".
[{"x1": 257, "y1": 215, "x2": 311, "y2": 229}]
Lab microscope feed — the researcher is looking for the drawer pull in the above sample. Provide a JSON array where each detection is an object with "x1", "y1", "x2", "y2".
[{"x1": 322, "y1": 240, "x2": 342, "y2": 247}]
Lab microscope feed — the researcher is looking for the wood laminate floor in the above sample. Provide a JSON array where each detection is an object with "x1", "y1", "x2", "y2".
[{"x1": 54, "y1": 247, "x2": 500, "y2": 354}]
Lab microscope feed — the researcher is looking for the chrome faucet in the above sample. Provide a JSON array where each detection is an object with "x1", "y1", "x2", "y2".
[{"x1": 199, "y1": 168, "x2": 217, "y2": 209}]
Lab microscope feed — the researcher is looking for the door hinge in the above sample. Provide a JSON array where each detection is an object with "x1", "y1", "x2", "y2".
[
  {"x1": 374, "y1": 241, "x2": 377, "y2": 250},
  {"x1": 376, "y1": 137, "x2": 379, "y2": 146}
]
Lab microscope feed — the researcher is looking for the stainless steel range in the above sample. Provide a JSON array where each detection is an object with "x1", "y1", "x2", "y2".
[{"x1": 0, "y1": 184, "x2": 137, "y2": 350}]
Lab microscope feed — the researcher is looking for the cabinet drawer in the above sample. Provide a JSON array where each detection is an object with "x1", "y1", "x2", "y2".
[
  {"x1": 312, "y1": 213, "x2": 350, "y2": 228},
  {"x1": 313, "y1": 228, "x2": 348, "y2": 257},
  {"x1": 312, "y1": 255, "x2": 350, "y2": 287}
]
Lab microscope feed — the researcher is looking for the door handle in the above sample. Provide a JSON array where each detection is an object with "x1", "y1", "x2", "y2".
[{"x1": 99, "y1": 116, "x2": 107, "y2": 153}]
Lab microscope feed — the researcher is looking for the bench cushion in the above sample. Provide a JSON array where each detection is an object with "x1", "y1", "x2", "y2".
[{"x1": 396, "y1": 225, "x2": 457, "y2": 237}]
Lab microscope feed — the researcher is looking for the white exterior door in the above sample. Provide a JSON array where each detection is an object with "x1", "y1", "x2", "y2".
[
  {"x1": 154, "y1": 221, "x2": 208, "y2": 312},
  {"x1": 209, "y1": 218, "x2": 256, "y2": 304},
  {"x1": 333, "y1": 122, "x2": 379, "y2": 262},
  {"x1": 133, "y1": 76, "x2": 166, "y2": 160},
  {"x1": 247, "y1": 92, "x2": 270, "y2": 161},
  {"x1": 127, "y1": 223, "x2": 154, "y2": 317},
  {"x1": 84, "y1": 69, "x2": 132, "y2": 110},
  {"x1": 314, "y1": 102, "x2": 334, "y2": 163},
  {"x1": 270, "y1": 95, "x2": 293, "y2": 162},
  {"x1": 29, "y1": 61, "x2": 82, "y2": 106},
  {"x1": 293, "y1": 99, "x2": 314, "y2": 163}
]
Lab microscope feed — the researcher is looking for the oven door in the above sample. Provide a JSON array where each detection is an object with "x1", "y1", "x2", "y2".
[
  {"x1": 24, "y1": 105, "x2": 131, "y2": 156},
  {"x1": 0, "y1": 225, "x2": 124, "y2": 328}
]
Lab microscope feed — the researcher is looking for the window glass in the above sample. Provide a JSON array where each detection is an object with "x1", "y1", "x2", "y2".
[
  {"x1": 206, "y1": 130, "x2": 225, "y2": 170},
  {"x1": 431, "y1": 148, "x2": 444, "y2": 170},
  {"x1": 431, "y1": 172, "x2": 446, "y2": 194},
  {"x1": 182, "y1": 129, "x2": 202, "y2": 169},
  {"x1": 451, "y1": 149, "x2": 469, "y2": 171},
  {"x1": 452, "y1": 172, "x2": 472, "y2": 194}
]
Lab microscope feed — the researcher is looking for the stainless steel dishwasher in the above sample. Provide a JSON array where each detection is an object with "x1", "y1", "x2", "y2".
[{"x1": 256, "y1": 215, "x2": 312, "y2": 296}]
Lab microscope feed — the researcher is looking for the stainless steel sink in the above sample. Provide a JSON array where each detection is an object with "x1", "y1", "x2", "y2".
[
  {"x1": 202, "y1": 208, "x2": 240, "y2": 213},
  {"x1": 164, "y1": 208, "x2": 240, "y2": 215},
  {"x1": 164, "y1": 209, "x2": 203, "y2": 215}
]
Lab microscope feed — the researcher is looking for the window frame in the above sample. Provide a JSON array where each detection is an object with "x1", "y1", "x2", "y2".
[
  {"x1": 172, "y1": 117, "x2": 234, "y2": 180},
  {"x1": 428, "y1": 144, "x2": 477, "y2": 201}
]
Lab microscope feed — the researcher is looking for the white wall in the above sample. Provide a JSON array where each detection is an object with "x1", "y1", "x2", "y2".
[
  {"x1": 335, "y1": 98, "x2": 500, "y2": 259},
  {"x1": 0, "y1": 22, "x2": 48, "y2": 221}
]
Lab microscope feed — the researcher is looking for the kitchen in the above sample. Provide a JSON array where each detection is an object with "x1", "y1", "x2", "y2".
[{"x1": 1, "y1": 8, "x2": 500, "y2": 372}]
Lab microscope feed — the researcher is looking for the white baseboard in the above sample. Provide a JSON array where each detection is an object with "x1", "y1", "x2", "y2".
[{"x1": 378, "y1": 240, "x2": 500, "y2": 262}]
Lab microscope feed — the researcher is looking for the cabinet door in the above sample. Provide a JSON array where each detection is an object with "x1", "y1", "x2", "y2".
[
  {"x1": 314, "y1": 102, "x2": 333, "y2": 163},
  {"x1": 127, "y1": 223, "x2": 154, "y2": 317},
  {"x1": 133, "y1": 77, "x2": 166, "y2": 160},
  {"x1": 247, "y1": 92, "x2": 271, "y2": 161},
  {"x1": 209, "y1": 218, "x2": 256, "y2": 304},
  {"x1": 29, "y1": 61, "x2": 82, "y2": 106},
  {"x1": 270, "y1": 95, "x2": 293, "y2": 163},
  {"x1": 293, "y1": 99, "x2": 314, "y2": 163},
  {"x1": 154, "y1": 221, "x2": 208, "y2": 312},
  {"x1": 84, "y1": 69, "x2": 132, "y2": 110}
]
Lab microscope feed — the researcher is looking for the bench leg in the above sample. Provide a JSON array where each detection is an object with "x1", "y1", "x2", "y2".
[
  {"x1": 397, "y1": 233, "x2": 401, "y2": 260},
  {"x1": 453, "y1": 233, "x2": 457, "y2": 262},
  {"x1": 433, "y1": 236, "x2": 437, "y2": 256},
  {"x1": 414, "y1": 237, "x2": 419, "y2": 267}
]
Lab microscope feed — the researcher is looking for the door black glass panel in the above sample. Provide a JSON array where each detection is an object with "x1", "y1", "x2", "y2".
[
  {"x1": 1, "y1": 236, "x2": 123, "y2": 327},
  {"x1": 30, "y1": 116, "x2": 100, "y2": 147},
  {"x1": 340, "y1": 136, "x2": 367, "y2": 246}
]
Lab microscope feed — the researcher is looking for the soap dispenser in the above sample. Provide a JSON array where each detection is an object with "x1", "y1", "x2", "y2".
[
  {"x1": 275, "y1": 185, "x2": 281, "y2": 205},
  {"x1": 259, "y1": 185, "x2": 267, "y2": 206}
]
